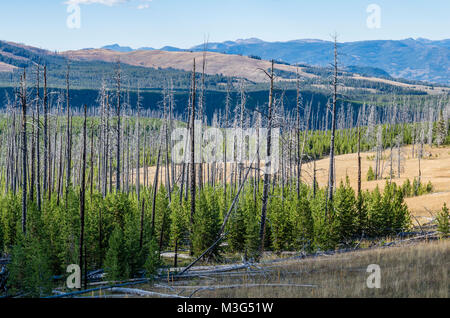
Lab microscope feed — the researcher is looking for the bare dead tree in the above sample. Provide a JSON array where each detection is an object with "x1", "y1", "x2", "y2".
[
  {"x1": 35, "y1": 65, "x2": 41, "y2": 211},
  {"x1": 79, "y1": 104, "x2": 87, "y2": 290},
  {"x1": 136, "y1": 87, "x2": 141, "y2": 202},
  {"x1": 115, "y1": 61, "x2": 122, "y2": 192},
  {"x1": 43, "y1": 66, "x2": 48, "y2": 194},
  {"x1": 259, "y1": 60, "x2": 274, "y2": 256},
  {"x1": 189, "y1": 59, "x2": 197, "y2": 256},
  {"x1": 326, "y1": 35, "x2": 339, "y2": 211},
  {"x1": 20, "y1": 69, "x2": 27, "y2": 234},
  {"x1": 65, "y1": 62, "x2": 72, "y2": 206}
]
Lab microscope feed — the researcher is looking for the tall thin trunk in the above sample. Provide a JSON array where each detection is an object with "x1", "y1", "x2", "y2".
[
  {"x1": 43, "y1": 66, "x2": 48, "y2": 194},
  {"x1": 139, "y1": 198, "x2": 145, "y2": 249},
  {"x1": 189, "y1": 59, "x2": 197, "y2": 256},
  {"x1": 65, "y1": 63, "x2": 72, "y2": 205},
  {"x1": 20, "y1": 70, "x2": 27, "y2": 234},
  {"x1": 326, "y1": 36, "x2": 338, "y2": 211},
  {"x1": 115, "y1": 62, "x2": 121, "y2": 192},
  {"x1": 151, "y1": 144, "x2": 162, "y2": 236},
  {"x1": 79, "y1": 105, "x2": 87, "y2": 290},
  {"x1": 259, "y1": 60, "x2": 274, "y2": 255},
  {"x1": 35, "y1": 65, "x2": 41, "y2": 211}
]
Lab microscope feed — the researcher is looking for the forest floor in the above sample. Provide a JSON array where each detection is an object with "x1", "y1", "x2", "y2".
[
  {"x1": 85, "y1": 236, "x2": 448, "y2": 298},
  {"x1": 169, "y1": 238, "x2": 449, "y2": 298}
]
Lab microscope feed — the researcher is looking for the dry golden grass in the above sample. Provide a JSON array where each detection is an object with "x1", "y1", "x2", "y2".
[
  {"x1": 176, "y1": 239, "x2": 449, "y2": 298},
  {"x1": 0, "y1": 61, "x2": 18, "y2": 72},
  {"x1": 310, "y1": 145, "x2": 450, "y2": 224},
  {"x1": 61, "y1": 49, "x2": 315, "y2": 83},
  {"x1": 131, "y1": 145, "x2": 449, "y2": 225}
]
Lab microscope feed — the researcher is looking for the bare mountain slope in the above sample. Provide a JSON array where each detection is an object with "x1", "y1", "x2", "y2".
[
  {"x1": 61, "y1": 48, "x2": 315, "y2": 83},
  {"x1": 61, "y1": 48, "x2": 449, "y2": 94}
]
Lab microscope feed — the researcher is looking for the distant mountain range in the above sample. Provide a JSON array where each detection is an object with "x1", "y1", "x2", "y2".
[
  {"x1": 101, "y1": 38, "x2": 450, "y2": 84},
  {"x1": 101, "y1": 44, "x2": 183, "y2": 53}
]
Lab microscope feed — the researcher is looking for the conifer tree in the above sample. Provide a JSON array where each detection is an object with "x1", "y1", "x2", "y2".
[
  {"x1": 334, "y1": 177, "x2": 357, "y2": 242},
  {"x1": 436, "y1": 203, "x2": 449, "y2": 237},
  {"x1": 192, "y1": 191, "x2": 221, "y2": 259}
]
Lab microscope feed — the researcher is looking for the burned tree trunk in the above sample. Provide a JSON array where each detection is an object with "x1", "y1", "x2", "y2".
[
  {"x1": 326, "y1": 36, "x2": 339, "y2": 211},
  {"x1": 65, "y1": 63, "x2": 72, "y2": 205},
  {"x1": 43, "y1": 66, "x2": 48, "y2": 194},
  {"x1": 115, "y1": 62, "x2": 122, "y2": 193},
  {"x1": 79, "y1": 105, "x2": 87, "y2": 290},
  {"x1": 20, "y1": 70, "x2": 27, "y2": 234},
  {"x1": 189, "y1": 59, "x2": 197, "y2": 256},
  {"x1": 259, "y1": 60, "x2": 274, "y2": 256}
]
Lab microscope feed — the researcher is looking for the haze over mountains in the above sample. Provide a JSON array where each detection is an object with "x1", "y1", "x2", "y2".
[{"x1": 101, "y1": 38, "x2": 450, "y2": 85}]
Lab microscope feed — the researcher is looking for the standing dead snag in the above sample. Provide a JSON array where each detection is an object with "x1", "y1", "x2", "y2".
[
  {"x1": 89, "y1": 121, "x2": 94, "y2": 200},
  {"x1": 35, "y1": 65, "x2": 41, "y2": 211},
  {"x1": 115, "y1": 61, "x2": 122, "y2": 193},
  {"x1": 79, "y1": 104, "x2": 87, "y2": 290},
  {"x1": 296, "y1": 67, "x2": 301, "y2": 198},
  {"x1": 189, "y1": 59, "x2": 197, "y2": 256},
  {"x1": 326, "y1": 35, "x2": 339, "y2": 212},
  {"x1": 20, "y1": 69, "x2": 27, "y2": 234},
  {"x1": 139, "y1": 198, "x2": 145, "y2": 249},
  {"x1": 136, "y1": 87, "x2": 141, "y2": 202},
  {"x1": 259, "y1": 60, "x2": 275, "y2": 256},
  {"x1": 65, "y1": 62, "x2": 72, "y2": 206},
  {"x1": 43, "y1": 65, "x2": 48, "y2": 194},
  {"x1": 151, "y1": 143, "x2": 162, "y2": 236}
]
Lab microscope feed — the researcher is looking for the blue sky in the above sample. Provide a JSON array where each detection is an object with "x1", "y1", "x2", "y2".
[{"x1": 0, "y1": 0, "x2": 449, "y2": 51}]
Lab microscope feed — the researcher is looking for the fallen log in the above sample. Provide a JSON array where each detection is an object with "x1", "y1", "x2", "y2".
[{"x1": 110, "y1": 287, "x2": 187, "y2": 298}]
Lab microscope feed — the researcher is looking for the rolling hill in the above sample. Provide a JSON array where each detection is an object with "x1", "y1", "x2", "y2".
[
  {"x1": 100, "y1": 38, "x2": 450, "y2": 85},
  {"x1": 188, "y1": 38, "x2": 450, "y2": 85},
  {"x1": 1, "y1": 39, "x2": 449, "y2": 98}
]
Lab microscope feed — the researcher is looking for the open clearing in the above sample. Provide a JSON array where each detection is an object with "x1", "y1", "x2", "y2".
[
  {"x1": 84, "y1": 238, "x2": 448, "y2": 298},
  {"x1": 179, "y1": 239, "x2": 449, "y2": 298},
  {"x1": 133, "y1": 145, "x2": 449, "y2": 224},
  {"x1": 311, "y1": 144, "x2": 450, "y2": 224}
]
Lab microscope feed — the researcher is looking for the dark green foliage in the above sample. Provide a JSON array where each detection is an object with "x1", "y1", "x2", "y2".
[
  {"x1": 154, "y1": 186, "x2": 171, "y2": 251},
  {"x1": 104, "y1": 193, "x2": 147, "y2": 280},
  {"x1": 104, "y1": 226, "x2": 128, "y2": 281},
  {"x1": 192, "y1": 190, "x2": 221, "y2": 259},
  {"x1": 241, "y1": 185, "x2": 261, "y2": 259},
  {"x1": 289, "y1": 186, "x2": 314, "y2": 251},
  {"x1": 1, "y1": 177, "x2": 415, "y2": 296},
  {"x1": 144, "y1": 238, "x2": 161, "y2": 278},
  {"x1": 7, "y1": 234, "x2": 52, "y2": 297},
  {"x1": 0, "y1": 194, "x2": 21, "y2": 252},
  {"x1": 310, "y1": 189, "x2": 339, "y2": 251},
  {"x1": 227, "y1": 203, "x2": 247, "y2": 253},
  {"x1": 169, "y1": 193, "x2": 189, "y2": 251},
  {"x1": 334, "y1": 178, "x2": 358, "y2": 242},
  {"x1": 269, "y1": 192, "x2": 292, "y2": 252},
  {"x1": 366, "y1": 166, "x2": 375, "y2": 181},
  {"x1": 436, "y1": 203, "x2": 449, "y2": 237}
]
